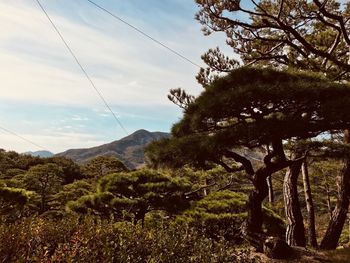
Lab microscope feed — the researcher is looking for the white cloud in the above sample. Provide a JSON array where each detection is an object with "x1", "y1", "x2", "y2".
[
  {"x1": 71, "y1": 115, "x2": 89, "y2": 121},
  {"x1": 0, "y1": 0, "x2": 229, "y2": 153},
  {"x1": 0, "y1": 0, "x2": 220, "y2": 108}
]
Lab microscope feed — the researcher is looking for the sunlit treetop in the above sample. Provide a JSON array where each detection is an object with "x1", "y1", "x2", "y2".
[
  {"x1": 147, "y1": 67, "x2": 350, "y2": 169},
  {"x1": 174, "y1": 67, "x2": 350, "y2": 143}
]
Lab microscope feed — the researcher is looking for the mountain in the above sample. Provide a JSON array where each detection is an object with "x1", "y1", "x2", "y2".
[
  {"x1": 56, "y1": 129, "x2": 170, "y2": 169},
  {"x1": 23, "y1": 150, "x2": 54, "y2": 158}
]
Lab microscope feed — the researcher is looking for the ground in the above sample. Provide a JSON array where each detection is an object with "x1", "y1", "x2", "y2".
[{"x1": 251, "y1": 247, "x2": 350, "y2": 262}]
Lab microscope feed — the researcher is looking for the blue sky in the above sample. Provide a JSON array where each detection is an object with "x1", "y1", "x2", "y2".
[{"x1": 0, "y1": 0, "x2": 230, "y2": 153}]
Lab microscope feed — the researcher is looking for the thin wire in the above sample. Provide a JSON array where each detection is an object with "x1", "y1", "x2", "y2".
[
  {"x1": 34, "y1": 0, "x2": 129, "y2": 135},
  {"x1": 0, "y1": 125, "x2": 47, "y2": 151},
  {"x1": 86, "y1": 0, "x2": 202, "y2": 69}
]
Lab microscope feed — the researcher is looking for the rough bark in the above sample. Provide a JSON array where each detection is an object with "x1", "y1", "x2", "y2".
[
  {"x1": 247, "y1": 168, "x2": 271, "y2": 233},
  {"x1": 283, "y1": 159, "x2": 306, "y2": 247},
  {"x1": 242, "y1": 167, "x2": 271, "y2": 251},
  {"x1": 302, "y1": 160, "x2": 318, "y2": 248},
  {"x1": 235, "y1": 139, "x2": 300, "y2": 259},
  {"x1": 320, "y1": 129, "x2": 350, "y2": 249},
  {"x1": 242, "y1": 139, "x2": 292, "y2": 251},
  {"x1": 267, "y1": 175, "x2": 274, "y2": 203}
]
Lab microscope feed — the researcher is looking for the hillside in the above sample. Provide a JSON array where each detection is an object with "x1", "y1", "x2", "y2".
[
  {"x1": 23, "y1": 150, "x2": 54, "y2": 158},
  {"x1": 56, "y1": 129, "x2": 170, "y2": 169}
]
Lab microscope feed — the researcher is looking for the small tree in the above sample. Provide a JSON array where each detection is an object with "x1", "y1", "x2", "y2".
[
  {"x1": 24, "y1": 163, "x2": 63, "y2": 213},
  {"x1": 51, "y1": 180, "x2": 93, "y2": 210},
  {"x1": 82, "y1": 156, "x2": 128, "y2": 179},
  {"x1": 46, "y1": 156, "x2": 83, "y2": 184},
  {"x1": 68, "y1": 169, "x2": 192, "y2": 226}
]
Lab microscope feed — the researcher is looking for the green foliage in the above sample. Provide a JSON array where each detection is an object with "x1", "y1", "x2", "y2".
[
  {"x1": 309, "y1": 160, "x2": 339, "y2": 215},
  {"x1": 0, "y1": 186, "x2": 33, "y2": 221},
  {"x1": 82, "y1": 156, "x2": 128, "y2": 179},
  {"x1": 68, "y1": 192, "x2": 137, "y2": 220},
  {"x1": 69, "y1": 169, "x2": 192, "y2": 223},
  {"x1": 45, "y1": 156, "x2": 83, "y2": 184},
  {"x1": 0, "y1": 150, "x2": 42, "y2": 174},
  {"x1": 262, "y1": 206, "x2": 286, "y2": 238},
  {"x1": 146, "y1": 67, "x2": 350, "y2": 169},
  {"x1": 50, "y1": 180, "x2": 94, "y2": 210},
  {"x1": 0, "y1": 150, "x2": 84, "y2": 186},
  {"x1": 178, "y1": 190, "x2": 285, "y2": 241},
  {"x1": 0, "y1": 217, "x2": 257, "y2": 263},
  {"x1": 175, "y1": 67, "x2": 350, "y2": 140},
  {"x1": 24, "y1": 163, "x2": 64, "y2": 212},
  {"x1": 0, "y1": 187, "x2": 29, "y2": 205},
  {"x1": 1, "y1": 168, "x2": 26, "y2": 180}
]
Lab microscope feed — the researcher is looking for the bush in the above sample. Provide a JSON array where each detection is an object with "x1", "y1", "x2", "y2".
[
  {"x1": 178, "y1": 190, "x2": 285, "y2": 242},
  {"x1": 0, "y1": 216, "x2": 259, "y2": 262}
]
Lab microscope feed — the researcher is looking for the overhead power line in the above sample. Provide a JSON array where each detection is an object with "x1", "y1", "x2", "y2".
[
  {"x1": 34, "y1": 0, "x2": 129, "y2": 135},
  {"x1": 0, "y1": 125, "x2": 47, "y2": 151},
  {"x1": 86, "y1": 0, "x2": 202, "y2": 69}
]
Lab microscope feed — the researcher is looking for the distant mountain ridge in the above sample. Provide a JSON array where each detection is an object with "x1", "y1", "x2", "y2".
[
  {"x1": 56, "y1": 129, "x2": 170, "y2": 169},
  {"x1": 24, "y1": 150, "x2": 54, "y2": 158}
]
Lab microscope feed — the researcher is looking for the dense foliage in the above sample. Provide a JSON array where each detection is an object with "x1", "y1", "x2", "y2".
[{"x1": 0, "y1": 142, "x2": 349, "y2": 260}]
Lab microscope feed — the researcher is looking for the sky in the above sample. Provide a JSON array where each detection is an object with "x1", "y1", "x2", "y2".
[{"x1": 0, "y1": 0, "x2": 230, "y2": 153}]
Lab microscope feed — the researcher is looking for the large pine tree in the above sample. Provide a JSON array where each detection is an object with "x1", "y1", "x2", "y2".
[{"x1": 146, "y1": 67, "x2": 350, "y2": 251}]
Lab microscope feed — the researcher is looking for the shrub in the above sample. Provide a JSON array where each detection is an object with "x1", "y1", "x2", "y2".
[
  {"x1": 178, "y1": 190, "x2": 285, "y2": 242},
  {"x1": 0, "y1": 216, "x2": 259, "y2": 262}
]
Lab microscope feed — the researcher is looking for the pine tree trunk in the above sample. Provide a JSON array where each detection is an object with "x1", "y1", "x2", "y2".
[
  {"x1": 348, "y1": 216, "x2": 350, "y2": 246},
  {"x1": 283, "y1": 159, "x2": 306, "y2": 247},
  {"x1": 320, "y1": 158, "x2": 350, "y2": 249},
  {"x1": 267, "y1": 175, "x2": 274, "y2": 203},
  {"x1": 242, "y1": 168, "x2": 271, "y2": 250},
  {"x1": 302, "y1": 160, "x2": 318, "y2": 248},
  {"x1": 246, "y1": 168, "x2": 270, "y2": 232},
  {"x1": 242, "y1": 139, "x2": 294, "y2": 255},
  {"x1": 320, "y1": 129, "x2": 350, "y2": 249},
  {"x1": 324, "y1": 176, "x2": 333, "y2": 219}
]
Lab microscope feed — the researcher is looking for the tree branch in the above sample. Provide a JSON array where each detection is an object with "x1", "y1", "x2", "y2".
[
  {"x1": 224, "y1": 150, "x2": 255, "y2": 175},
  {"x1": 214, "y1": 159, "x2": 245, "y2": 173},
  {"x1": 313, "y1": 0, "x2": 350, "y2": 46}
]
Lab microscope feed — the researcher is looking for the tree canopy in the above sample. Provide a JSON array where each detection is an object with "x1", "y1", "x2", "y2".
[
  {"x1": 68, "y1": 169, "x2": 192, "y2": 224},
  {"x1": 195, "y1": 0, "x2": 350, "y2": 86},
  {"x1": 81, "y1": 156, "x2": 128, "y2": 179},
  {"x1": 148, "y1": 67, "x2": 350, "y2": 170}
]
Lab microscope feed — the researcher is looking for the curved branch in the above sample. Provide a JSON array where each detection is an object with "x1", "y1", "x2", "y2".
[
  {"x1": 224, "y1": 150, "x2": 255, "y2": 175},
  {"x1": 214, "y1": 159, "x2": 245, "y2": 172},
  {"x1": 313, "y1": 0, "x2": 350, "y2": 46}
]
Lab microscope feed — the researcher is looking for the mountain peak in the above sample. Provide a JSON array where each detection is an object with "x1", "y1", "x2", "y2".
[
  {"x1": 56, "y1": 130, "x2": 170, "y2": 169},
  {"x1": 133, "y1": 129, "x2": 150, "y2": 135},
  {"x1": 126, "y1": 129, "x2": 152, "y2": 139}
]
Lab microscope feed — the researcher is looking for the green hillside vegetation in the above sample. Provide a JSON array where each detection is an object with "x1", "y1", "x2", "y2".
[{"x1": 0, "y1": 123, "x2": 349, "y2": 262}]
